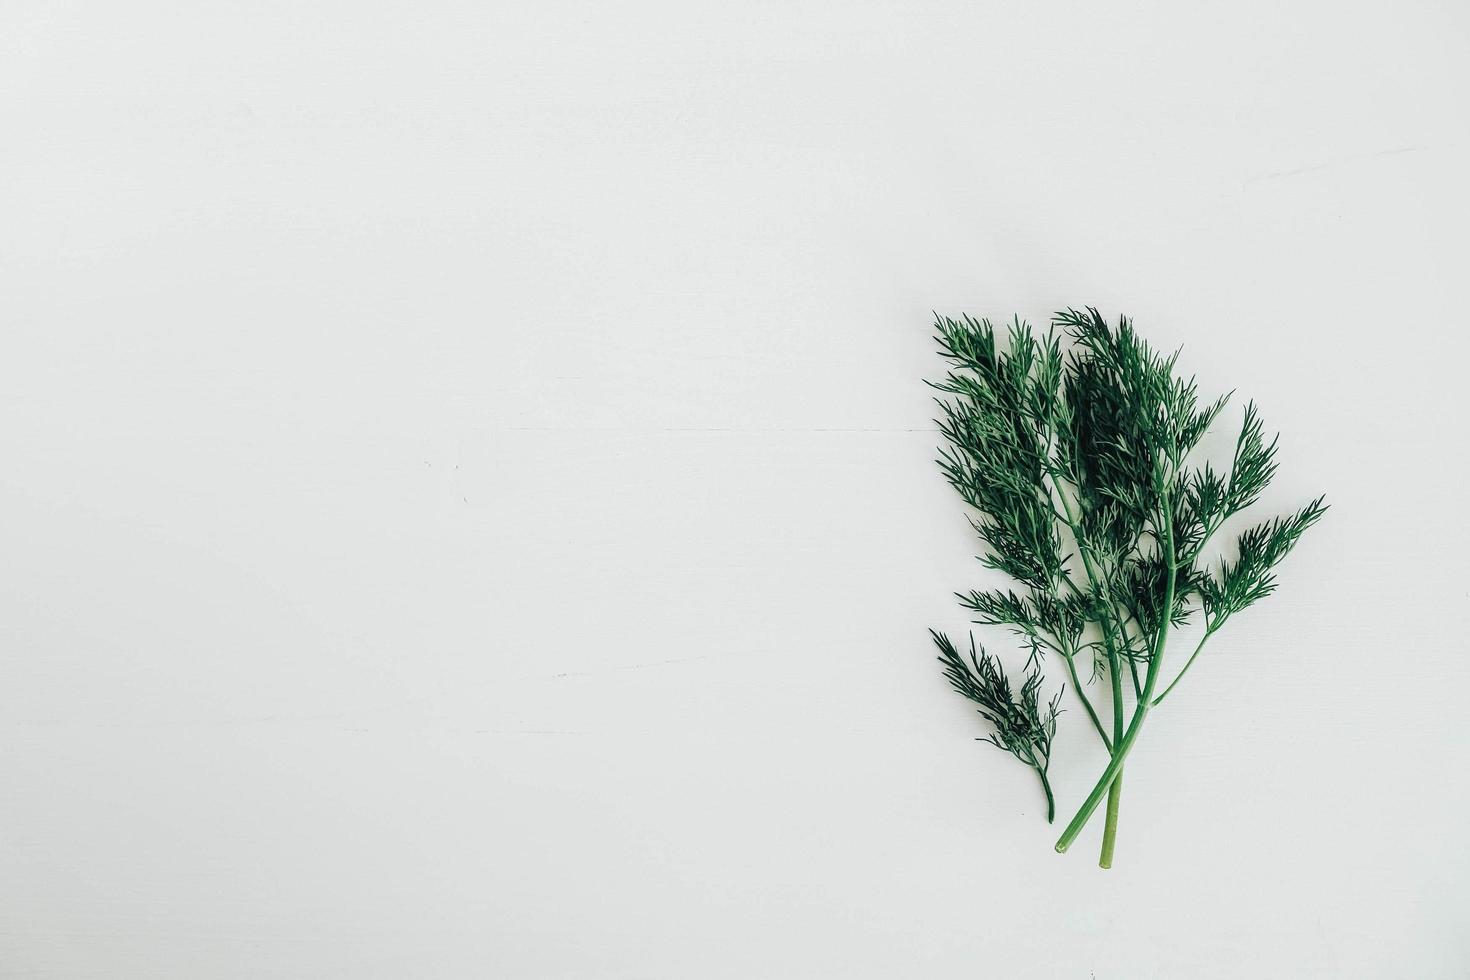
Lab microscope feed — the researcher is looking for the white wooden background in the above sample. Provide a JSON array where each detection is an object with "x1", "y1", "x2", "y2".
[{"x1": 3, "y1": 2, "x2": 1468, "y2": 977}]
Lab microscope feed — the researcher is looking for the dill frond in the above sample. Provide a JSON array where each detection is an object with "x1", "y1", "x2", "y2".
[{"x1": 926, "y1": 308, "x2": 1326, "y2": 866}]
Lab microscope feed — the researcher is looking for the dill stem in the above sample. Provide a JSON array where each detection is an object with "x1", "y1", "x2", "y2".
[
  {"x1": 1060, "y1": 648, "x2": 1112, "y2": 750},
  {"x1": 1099, "y1": 771, "x2": 1123, "y2": 867},
  {"x1": 1151, "y1": 626, "x2": 1218, "y2": 708},
  {"x1": 1054, "y1": 647, "x2": 1164, "y2": 856},
  {"x1": 1049, "y1": 475, "x2": 1130, "y2": 863},
  {"x1": 1117, "y1": 615, "x2": 1144, "y2": 699},
  {"x1": 1055, "y1": 487, "x2": 1177, "y2": 859},
  {"x1": 1040, "y1": 768, "x2": 1056, "y2": 823},
  {"x1": 1045, "y1": 468, "x2": 1129, "y2": 753},
  {"x1": 1098, "y1": 623, "x2": 1129, "y2": 865}
]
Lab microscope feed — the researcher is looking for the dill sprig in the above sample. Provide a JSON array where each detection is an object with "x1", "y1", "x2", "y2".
[
  {"x1": 932, "y1": 630, "x2": 1062, "y2": 821},
  {"x1": 927, "y1": 308, "x2": 1326, "y2": 867}
]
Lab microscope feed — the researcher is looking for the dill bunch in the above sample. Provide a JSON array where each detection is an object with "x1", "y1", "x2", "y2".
[{"x1": 927, "y1": 308, "x2": 1326, "y2": 867}]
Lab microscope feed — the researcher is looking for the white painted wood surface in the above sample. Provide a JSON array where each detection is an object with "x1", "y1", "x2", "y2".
[{"x1": 2, "y1": 2, "x2": 1467, "y2": 976}]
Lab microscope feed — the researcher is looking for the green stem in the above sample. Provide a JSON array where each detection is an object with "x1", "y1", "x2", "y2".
[
  {"x1": 1117, "y1": 615, "x2": 1144, "y2": 700},
  {"x1": 1028, "y1": 630, "x2": 1112, "y2": 750},
  {"x1": 1039, "y1": 768, "x2": 1055, "y2": 823},
  {"x1": 1053, "y1": 694, "x2": 1149, "y2": 854},
  {"x1": 1046, "y1": 468, "x2": 1132, "y2": 855},
  {"x1": 1055, "y1": 487, "x2": 1177, "y2": 856},
  {"x1": 1151, "y1": 625, "x2": 1219, "y2": 708},
  {"x1": 1099, "y1": 770, "x2": 1123, "y2": 868},
  {"x1": 1047, "y1": 471, "x2": 1128, "y2": 734},
  {"x1": 1059, "y1": 647, "x2": 1112, "y2": 750}
]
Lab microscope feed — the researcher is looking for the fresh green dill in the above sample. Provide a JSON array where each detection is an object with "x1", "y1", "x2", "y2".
[
  {"x1": 933, "y1": 630, "x2": 1061, "y2": 821},
  {"x1": 927, "y1": 308, "x2": 1326, "y2": 867}
]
